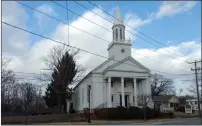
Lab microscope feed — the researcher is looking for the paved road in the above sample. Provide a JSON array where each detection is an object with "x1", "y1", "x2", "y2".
[{"x1": 133, "y1": 118, "x2": 201, "y2": 125}]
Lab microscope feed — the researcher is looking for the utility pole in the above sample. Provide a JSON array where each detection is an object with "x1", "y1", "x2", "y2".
[
  {"x1": 87, "y1": 85, "x2": 91, "y2": 123},
  {"x1": 188, "y1": 60, "x2": 202, "y2": 124}
]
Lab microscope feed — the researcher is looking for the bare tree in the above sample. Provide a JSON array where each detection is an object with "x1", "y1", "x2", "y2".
[
  {"x1": 137, "y1": 94, "x2": 152, "y2": 120},
  {"x1": 1, "y1": 58, "x2": 16, "y2": 113},
  {"x1": 9, "y1": 83, "x2": 23, "y2": 115},
  {"x1": 179, "y1": 89, "x2": 183, "y2": 96},
  {"x1": 151, "y1": 73, "x2": 175, "y2": 96},
  {"x1": 19, "y1": 83, "x2": 38, "y2": 124},
  {"x1": 38, "y1": 45, "x2": 85, "y2": 85}
]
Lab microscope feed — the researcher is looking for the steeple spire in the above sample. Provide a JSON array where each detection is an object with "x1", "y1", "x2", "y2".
[{"x1": 114, "y1": 6, "x2": 123, "y2": 25}]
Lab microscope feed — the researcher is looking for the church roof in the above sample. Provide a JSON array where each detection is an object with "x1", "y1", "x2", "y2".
[
  {"x1": 103, "y1": 56, "x2": 150, "y2": 73},
  {"x1": 114, "y1": 6, "x2": 123, "y2": 25},
  {"x1": 73, "y1": 56, "x2": 151, "y2": 90},
  {"x1": 73, "y1": 58, "x2": 112, "y2": 90}
]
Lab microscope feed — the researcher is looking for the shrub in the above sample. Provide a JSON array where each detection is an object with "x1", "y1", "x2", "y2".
[
  {"x1": 94, "y1": 107, "x2": 173, "y2": 120},
  {"x1": 95, "y1": 107, "x2": 146, "y2": 120},
  {"x1": 154, "y1": 110, "x2": 161, "y2": 118},
  {"x1": 128, "y1": 107, "x2": 142, "y2": 119},
  {"x1": 70, "y1": 110, "x2": 76, "y2": 114},
  {"x1": 139, "y1": 107, "x2": 155, "y2": 119},
  {"x1": 176, "y1": 107, "x2": 185, "y2": 112}
]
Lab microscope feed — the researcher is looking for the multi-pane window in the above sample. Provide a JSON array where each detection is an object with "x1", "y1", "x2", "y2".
[
  {"x1": 82, "y1": 88, "x2": 84, "y2": 104},
  {"x1": 116, "y1": 29, "x2": 118, "y2": 40},
  {"x1": 120, "y1": 29, "x2": 122, "y2": 40},
  {"x1": 87, "y1": 86, "x2": 88, "y2": 102},
  {"x1": 123, "y1": 29, "x2": 125, "y2": 40},
  {"x1": 113, "y1": 30, "x2": 115, "y2": 40}
]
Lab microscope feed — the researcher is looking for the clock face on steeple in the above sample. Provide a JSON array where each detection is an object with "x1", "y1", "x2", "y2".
[{"x1": 121, "y1": 49, "x2": 125, "y2": 53}]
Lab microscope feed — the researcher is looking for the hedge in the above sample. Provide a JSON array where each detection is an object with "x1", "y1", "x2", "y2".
[{"x1": 95, "y1": 107, "x2": 173, "y2": 120}]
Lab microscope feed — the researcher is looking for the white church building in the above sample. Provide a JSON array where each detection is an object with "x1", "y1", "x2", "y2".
[{"x1": 72, "y1": 6, "x2": 152, "y2": 112}]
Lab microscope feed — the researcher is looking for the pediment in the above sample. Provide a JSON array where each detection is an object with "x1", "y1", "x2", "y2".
[{"x1": 104, "y1": 56, "x2": 150, "y2": 73}]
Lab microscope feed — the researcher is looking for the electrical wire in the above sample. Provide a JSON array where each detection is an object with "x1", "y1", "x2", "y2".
[
  {"x1": 2, "y1": 21, "x2": 178, "y2": 75},
  {"x1": 51, "y1": 0, "x2": 191, "y2": 73},
  {"x1": 87, "y1": 0, "x2": 195, "y2": 61}
]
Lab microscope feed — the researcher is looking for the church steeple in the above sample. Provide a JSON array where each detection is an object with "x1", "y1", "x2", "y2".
[
  {"x1": 112, "y1": 6, "x2": 125, "y2": 43},
  {"x1": 114, "y1": 6, "x2": 123, "y2": 25},
  {"x1": 108, "y1": 6, "x2": 131, "y2": 61}
]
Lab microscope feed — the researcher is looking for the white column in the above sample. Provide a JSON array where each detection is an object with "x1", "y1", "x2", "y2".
[
  {"x1": 146, "y1": 78, "x2": 151, "y2": 95},
  {"x1": 133, "y1": 78, "x2": 137, "y2": 106},
  {"x1": 108, "y1": 77, "x2": 112, "y2": 107},
  {"x1": 116, "y1": 93, "x2": 119, "y2": 107},
  {"x1": 121, "y1": 77, "x2": 125, "y2": 107},
  {"x1": 66, "y1": 100, "x2": 69, "y2": 113},
  {"x1": 130, "y1": 93, "x2": 133, "y2": 106},
  {"x1": 145, "y1": 79, "x2": 149, "y2": 95}
]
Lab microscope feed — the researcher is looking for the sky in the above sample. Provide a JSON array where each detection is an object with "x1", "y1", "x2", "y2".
[{"x1": 2, "y1": 1, "x2": 201, "y2": 96}]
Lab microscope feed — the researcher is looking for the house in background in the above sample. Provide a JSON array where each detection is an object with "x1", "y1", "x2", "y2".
[
  {"x1": 186, "y1": 99, "x2": 202, "y2": 114},
  {"x1": 71, "y1": 6, "x2": 152, "y2": 112},
  {"x1": 153, "y1": 95, "x2": 180, "y2": 113}
]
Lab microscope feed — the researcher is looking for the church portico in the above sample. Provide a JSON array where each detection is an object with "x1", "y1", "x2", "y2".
[{"x1": 106, "y1": 76, "x2": 150, "y2": 108}]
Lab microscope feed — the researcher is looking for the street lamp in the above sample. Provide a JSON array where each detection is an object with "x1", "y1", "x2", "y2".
[{"x1": 88, "y1": 85, "x2": 91, "y2": 123}]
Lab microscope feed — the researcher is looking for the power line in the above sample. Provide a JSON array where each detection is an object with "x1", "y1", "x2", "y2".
[
  {"x1": 13, "y1": 71, "x2": 197, "y2": 77},
  {"x1": 15, "y1": 0, "x2": 109, "y2": 43},
  {"x1": 6, "y1": 2, "x2": 185, "y2": 75},
  {"x1": 15, "y1": 77, "x2": 198, "y2": 82},
  {"x1": 87, "y1": 0, "x2": 195, "y2": 61},
  {"x1": 2, "y1": 21, "x2": 178, "y2": 75},
  {"x1": 66, "y1": 0, "x2": 70, "y2": 45},
  {"x1": 51, "y1": 0, "x2": 190, "y2": 73},
  {"x1": 4, "y1": 1, "x2": 192, "y2": 74}
]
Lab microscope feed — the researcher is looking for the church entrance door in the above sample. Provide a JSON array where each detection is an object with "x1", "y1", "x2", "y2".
[{"x1": 119, "y1": 94, "x2": 129, "y2": 107}]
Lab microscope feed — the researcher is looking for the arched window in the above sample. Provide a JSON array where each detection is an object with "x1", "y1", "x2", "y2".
[
  {"x1": 115, "y1": 29, "x2": 118, "y2": 40},
  {"x1": 120, "y1": 28, "x2": 122, "y2": 40},
  {"x1": 123, "y1": 28, "x2": 125, "y2": 40},
  {"x1": 113, "y1": 30, "x2": 114, "y2": 40}
]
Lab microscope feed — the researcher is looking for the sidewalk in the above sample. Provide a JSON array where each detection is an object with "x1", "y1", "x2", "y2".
[
  {"x1": 41, "y1": 118, "x2": 173, "y2": 125},
  {"x1": 40, "y1": 117, "x2": 198, "y2": 125}
]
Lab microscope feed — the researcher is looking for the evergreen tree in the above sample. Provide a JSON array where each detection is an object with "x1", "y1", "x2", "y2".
[
  {"x1": 43, "y1": 48, "x2": 78, "y2": 113},
  {"x1": 43, "y1": 83, "x2": 57, "y2": 107}
]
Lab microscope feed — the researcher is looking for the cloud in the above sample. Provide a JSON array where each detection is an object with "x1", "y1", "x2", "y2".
[
  {"x1": 132, "y1": 40, "x2": 201, "y2": 95},
  {"x1": 155, "y1": 1, "x2": 196, "y2": 18},
  {"x1": 121, "y1": 1, "x2": 196, "y2": 41},
  {"x1": 124, "y1": 12, "x2": 152, "y2": 41},
  {"x1": 2, "y1": 1, "x2": 200, "y2": 95},
  {"x1": 2, "y1": 1, "x2": 30, "y2": 56},
  {"x1": 34, "y1": 4, "x2": 57, "y2": 29},
  {"x1": 166, "y1": 41, "x2": 172, "y2": 45}
]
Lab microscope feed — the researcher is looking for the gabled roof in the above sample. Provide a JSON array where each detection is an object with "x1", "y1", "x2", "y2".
[
  {"x1": 73, "y1": 57, "x2": 113, "y2": 90},
  {"x1": 73, "y1": 71, "x2": 92, "y2": 91},
  {"x1": 153, "y1": 95, "x2": 174, "y2": 103},
  {"x1": 103, "y1": 56, "x2": 150, "y2": 73},
  {"x1": 73, "y1": 56, "x2": 151, "y2": 90},
  {"x1": 91, "y1": 58, "x2": 112, "y2": 73}
]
